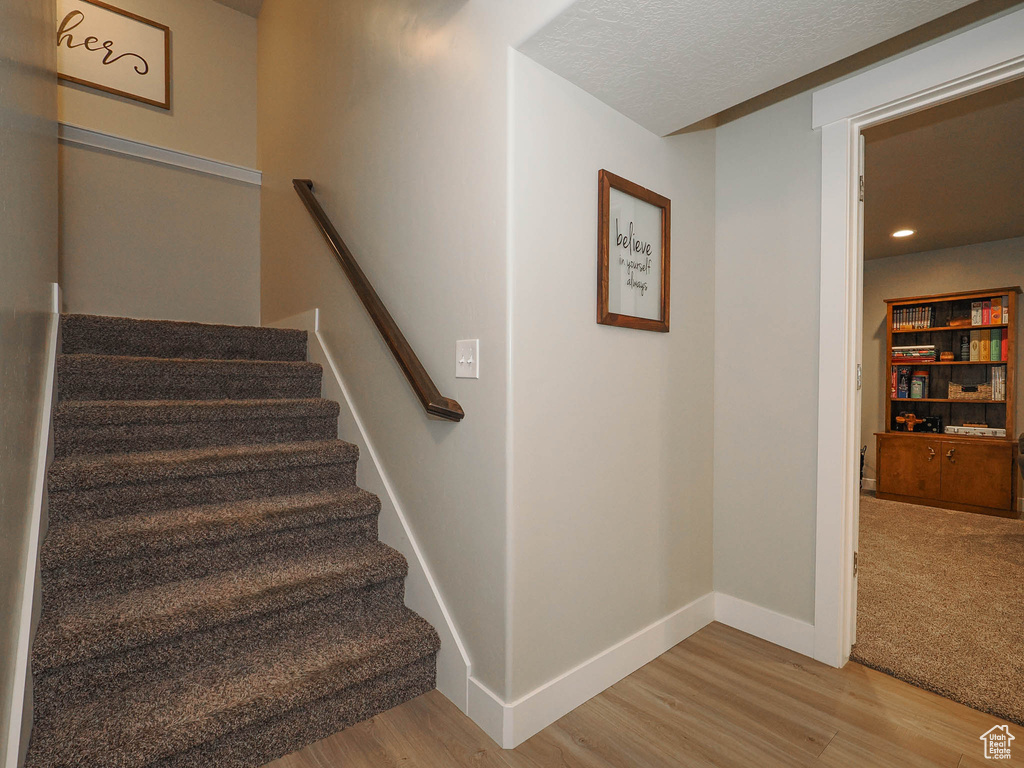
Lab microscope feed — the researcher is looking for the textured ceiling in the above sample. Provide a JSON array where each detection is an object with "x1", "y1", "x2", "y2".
[
  {"x1": 212, "y1": 0, "x2": 263, "y2": 17},
  {"x1": 864, "y1": 77, "x2": 1024, "y2": 260},
  {"x1": 519, "y1": 0, "x2": 978, "y2": 136}
]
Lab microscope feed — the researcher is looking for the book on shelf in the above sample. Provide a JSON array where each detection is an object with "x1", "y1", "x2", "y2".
[
  {"x1": 972, "y1": 301, "x2": 983, "y2": 326},
  {"x1": 910, "y1": 370, "x2": 930, "y2": 399},
  {"x1": 896, "y1": 366, "x2": 911, "y2": 399},
  {"x1": 991, "y1": 329, "x2": 1002, "y2": 361},
  {"x1": 970, "y1": 331, "x2": 981, "y2": 361},
  {"x1": 1003, "y1": 334, "x2": 1009, "y2": 361},
  {"x1": 981, "y1": 330, "x2": 991, "y2": 360},
  {"x1": 983, "y1": 300, "x2": 991, "y2": 325},
  {"x1": 992, "y1": 366, "x2": 1006, "y2": 401},
  {"x1": 992, "y1": 296, "x2": 1002, "y2": 324},
  {"x1": 893, "y1": 306, "x2": 934, "y2": 330},
  {"x1": 892, "y1": 344, "x2": 936, "y2": 360}
]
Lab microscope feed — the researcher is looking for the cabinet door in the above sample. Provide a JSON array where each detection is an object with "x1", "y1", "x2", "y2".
[
  {"x1": 940, "y1": 441, "x2": 1013, "y2": 511},
  {"x1": 877, "y1": 437, "x2": 942, "y2": 499}
]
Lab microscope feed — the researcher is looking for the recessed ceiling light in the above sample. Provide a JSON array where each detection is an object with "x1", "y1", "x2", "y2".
[{"x1": 892, "y1": 229, "x2": 916, "y2": 238}]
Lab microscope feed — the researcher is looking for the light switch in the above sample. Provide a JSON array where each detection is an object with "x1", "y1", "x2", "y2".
[{"x1": 456, "y1": 339, "x2": 479, "y2": 379}]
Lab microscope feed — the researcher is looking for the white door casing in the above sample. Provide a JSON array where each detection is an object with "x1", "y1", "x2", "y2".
[{"x1": 811, "y1": 7, "x2": 1024, "y2": 668}]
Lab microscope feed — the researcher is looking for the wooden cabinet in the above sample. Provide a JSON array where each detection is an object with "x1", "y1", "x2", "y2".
[
  {"x1": 940, "y1": 440, "x2": 1015, "y2": 511},
  {"x1": 877, "y1": 286, "x2": 1021, "y2": 518},
  {"x1": 876, "y1": 435, "x2": 941, "y2": 500},
  {"x1": 876, "y1": 433, "x2": 1018, "y2": 517}
]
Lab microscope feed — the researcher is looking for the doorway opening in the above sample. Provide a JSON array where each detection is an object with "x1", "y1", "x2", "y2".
[
  {"x1": 809, "y1": 5, "x2": 1024, "y2": 682},
  {"x1": 854, "y1": 77, "x2": 1024, "y2": 724}
]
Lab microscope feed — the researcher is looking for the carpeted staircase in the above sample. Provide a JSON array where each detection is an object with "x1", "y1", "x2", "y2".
[{"x1": 26, "y1": 314, "x2": 440, "y2": 768}]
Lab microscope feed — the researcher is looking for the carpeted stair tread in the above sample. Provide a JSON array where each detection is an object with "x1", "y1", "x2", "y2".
[
  {"x1": 54, "y1": 398, "x2": 339, "y2": 427},
  {"x1": 60, "y1": 313, "x2": 307, "y2": 362},
  {"x1": 33, "y1": 313, "x2": 439, "y2": 768},
  {"x1": 41, "y1": 487, "x2": 381, "y2": 571},
  {"x1": 53, "y1": 398, "x2": 341, "y2": 456},
  {"x1": 57, "y1": 354, "x2": 322, "y2": 401},
  {"x1": 27, "y1": 608, "x2": 439, "y2": 768},
  {"x1": 34, "y1": 540, "x2": 409, "y2": 673},
  {"x1": 48, "y1": 439, "x2": 358, "y2": 493},
  {"x1": 148, "y1": 656, "x2": 436, "y2": 768}
]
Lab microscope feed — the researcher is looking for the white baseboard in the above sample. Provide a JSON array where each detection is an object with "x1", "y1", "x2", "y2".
[
  {"x1": 860, "y1": 477, "x2": 876, "y2": 492},
  {"x1": 714, "y1": 592, "x2": 816, "y2": 658},
  {"x1": 267, "y1": 309, "x2": 472, "y2": 712},
  {"x1": 4, "y1": 284, "x2": 60, "y2": 768},
  {"x1": 469, "y1": 592, "x2": 716, "y2": 749}
]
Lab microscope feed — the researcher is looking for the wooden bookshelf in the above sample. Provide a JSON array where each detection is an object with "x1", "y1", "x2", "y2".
[{"x1": 876, "y1": 286, "x2": 1021, "y2": 518}]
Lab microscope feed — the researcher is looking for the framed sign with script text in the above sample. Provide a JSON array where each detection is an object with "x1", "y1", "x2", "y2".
[
  {"x1": 597, "y1": 170, "x2": 670, "y2": 332},
  {"x1": 56, "y1": 0, "x2": 170, "y2": 110}
]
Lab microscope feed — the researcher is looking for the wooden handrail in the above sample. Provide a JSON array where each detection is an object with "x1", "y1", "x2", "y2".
[{"x1": 293, "y1": 179, "x2": 464, "y2": 422}]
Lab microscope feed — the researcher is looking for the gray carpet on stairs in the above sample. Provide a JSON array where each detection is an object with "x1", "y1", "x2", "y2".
[{"x1": 27, "y1": 314, "x2": 440, "y2": 768}]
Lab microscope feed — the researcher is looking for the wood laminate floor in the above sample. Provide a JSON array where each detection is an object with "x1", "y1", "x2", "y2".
[{"x1": 265, "y1": 622, "x2": 1023, "y2": 768}]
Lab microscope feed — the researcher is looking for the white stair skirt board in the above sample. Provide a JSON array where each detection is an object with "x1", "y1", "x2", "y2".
[
  {"x1": 266, "y1": 310, "x2": 472, "y2": 712},
  {"x1": 714, "y1": 593, "x2": 816, "y2": 659},
  {"x1": 861, "y1": 478, "x2": 877, "y2": 492},
  {"x1": 4, "y1": 284, "x2": 60, "y2": 768},
  {"x1": 468, "y1": 593, "x2": 717, "y2": 749},
  {"x1": 58, "y1": 123, "x2": 262, "y2": 187}
]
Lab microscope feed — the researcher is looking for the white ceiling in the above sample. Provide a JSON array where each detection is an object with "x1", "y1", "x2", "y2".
[
  {"x1": 212, "y1": 0, "x2": 263, "y2": 17},
  {"x1": 864, "y1": 77, "x2": 1024, "y2": 260},
  {"x1": 518, "y1": 0, "x2": 978, "y2": 136}
]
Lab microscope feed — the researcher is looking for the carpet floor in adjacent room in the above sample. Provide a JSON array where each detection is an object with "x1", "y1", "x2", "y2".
[{"x1": 853, "y1": 493, "x2": 1024, "y2": 725}]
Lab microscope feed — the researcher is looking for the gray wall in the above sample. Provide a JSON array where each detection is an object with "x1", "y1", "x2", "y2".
[
  {"x1": 862, "y1": 238, "x2": 1024, "y2": 481},
  {"x1": 58, "y1": 0, "x2": 260, "y2": 325},
  {"x1": 258, "y1": 0, "x2": 578, "y2": 697},
  {"x1": 59, "y1": 146, "x2": 261, "y2": 325},
  {"x1": 713, "y1": 93, "x2": 821, "y2": 624},
  {"x1": 509, "y1": 51, "x2": 716, "y2": 699},
  {"x1": 0, "y1": 0, "x2": 58, "y2": 759}
]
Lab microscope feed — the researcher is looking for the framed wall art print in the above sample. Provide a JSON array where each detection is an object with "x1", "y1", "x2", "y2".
[
  {"x1": 57, "y1": 0, "x2": 171, "y2": 110},
  {"x1": 597, "y1": 169, "x2": 670, "y2": 332}
]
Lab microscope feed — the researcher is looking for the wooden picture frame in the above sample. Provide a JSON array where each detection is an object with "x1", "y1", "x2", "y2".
[
  {"x1": 597, "y1": 170, "x2": 671, "y2": 332},
  {"x1": 57, "y1": 0, "x2": 171, "y2": 110}
]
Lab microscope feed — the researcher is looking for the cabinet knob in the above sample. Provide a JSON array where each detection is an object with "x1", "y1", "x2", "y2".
[
  {"x1": 947, "y1": 448, "x2": 956, "y2": 463},
  {"x1": 927, "y1": 447, "x2": 936, "y2": 461}
]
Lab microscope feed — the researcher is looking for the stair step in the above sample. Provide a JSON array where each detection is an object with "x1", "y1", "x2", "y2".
[
  {"x1": 33, "y1": 579, "x2": 407, "y2": 711},
  {"x1": 154, "y1": 655, "x2": 436, "y2": 768},
  {"x1": 60, "y1": 314, "x2": 307, "y2": 362},
  {"x1": 27, "y1": 607, "x2": 439, "y2": 768},
  {"x1": 41, "y1": 488, "x2": 382, "y2": 595},
  {"x1": 48, "y1": 440, "x2": 359, "y2": 524},
  {"x1": 33, "y1": 540, "x2": 409, "y2": 674},
  {"x1": 58, "y1": 354, "x2": 323, "y2": 402},
  {"x1": 34, "y1": 313, "x2": 440, "y2": 768},
  {"x1": 53, "y1": 398, "x2": 340, "y2": 457}
]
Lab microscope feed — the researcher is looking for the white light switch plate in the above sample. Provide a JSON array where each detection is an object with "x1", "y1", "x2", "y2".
[{"x1": 456, "y1": 339, "x2": 479, "y2": 379}]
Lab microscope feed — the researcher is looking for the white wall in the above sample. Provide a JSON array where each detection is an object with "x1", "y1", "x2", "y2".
[
  {"x1": 59, "y1": 145, "x2": 260, "y2": 325},
  {"x1": 0, "y1": 0, "x2": 57, "y2": 759},
  {"x1": 58, "y1": 0, "x2": 257, "y2": 166},
  {"x1": 711, "y1": 8, "x2": 1024, "y2": 628},
  {"x1": 258, "y1": 0, "x2": 577, "y2": 699},
  {"x1": 58, "y1": 0, "x2": 260, "y2": 325},
  {"x1": 862, "y1": 237, "x2": 1024, "y2": 481},
  {"x1": 509, "y1": 52, "x2": 715, "y2": 699},
  {"x1": 713, "y1": 93, "x2": 821, "y2": 624}
]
